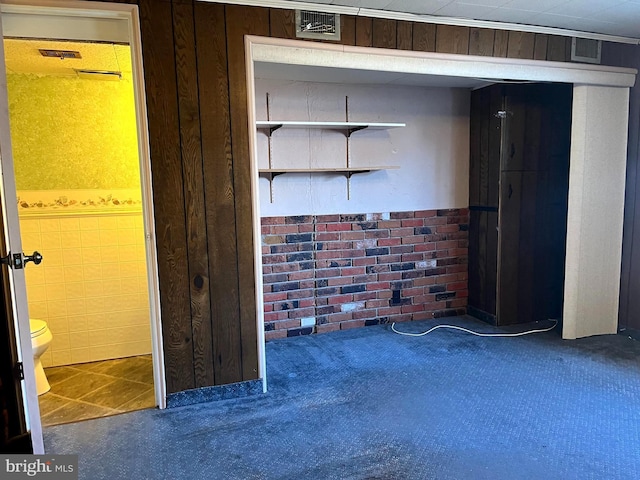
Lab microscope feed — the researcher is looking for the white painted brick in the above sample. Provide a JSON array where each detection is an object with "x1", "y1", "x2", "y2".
[
  {"x1": 300, "y1": 317, "x2": 316, "y2": 327},
  {"x1": 417, "y1": 259, "x2": 437, "y2": 269},
  {"x1": 341, "y1": 301, "x2": 365, "y2": 312}
]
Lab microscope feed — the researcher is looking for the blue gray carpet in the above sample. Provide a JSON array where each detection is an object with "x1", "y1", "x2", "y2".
[{"x1": 44, "y1": 316, "x2": 640, "y2": 479}]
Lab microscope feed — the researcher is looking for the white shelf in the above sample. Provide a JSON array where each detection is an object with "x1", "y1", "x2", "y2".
[
  {"x1": 259, "y1": 166, "x2": 398, "y2": 175},
  {"x1": 256, "y1": 120, "x2": 405, "y2": 136}
]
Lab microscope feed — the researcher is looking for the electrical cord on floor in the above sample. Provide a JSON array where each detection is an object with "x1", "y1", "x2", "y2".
[{"x1": 391, "y1": 319, "x2": 559, "y2": 338}]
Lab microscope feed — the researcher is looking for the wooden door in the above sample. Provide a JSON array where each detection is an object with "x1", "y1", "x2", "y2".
[{"x1": 496, "y1": 84, "x2": 572, "y2": 325}]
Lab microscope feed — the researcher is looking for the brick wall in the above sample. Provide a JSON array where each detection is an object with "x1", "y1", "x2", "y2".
[{"x1": 261, "y1": 210, "x2": 469, "y2": 340}]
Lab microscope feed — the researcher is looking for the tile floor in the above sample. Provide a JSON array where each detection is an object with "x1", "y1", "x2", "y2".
[{"x1": 38, "y1": 355, "x2": 155, "y2": 427}]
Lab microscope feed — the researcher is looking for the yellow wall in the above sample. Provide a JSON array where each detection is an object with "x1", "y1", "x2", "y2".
[{"x1": 6, "y1": 72, "x2": 140, "y2": 190}]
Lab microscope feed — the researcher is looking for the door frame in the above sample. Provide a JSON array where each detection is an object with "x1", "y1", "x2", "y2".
[{"x1": 0, "y1": 0, "x2": 166, "y2": 450}]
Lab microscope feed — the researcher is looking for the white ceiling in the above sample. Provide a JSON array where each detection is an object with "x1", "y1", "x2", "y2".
[{"x1": 282, "y1": 0, "x2": 640, "y2": 39}]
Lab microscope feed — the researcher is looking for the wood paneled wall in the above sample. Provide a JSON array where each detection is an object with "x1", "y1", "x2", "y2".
[{"x1": 131, "y1": 0, "x2": 604, "y2": 394}]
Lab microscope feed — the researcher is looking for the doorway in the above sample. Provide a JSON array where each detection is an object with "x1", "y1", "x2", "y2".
[
  {"x1": 0, "y1": 2, "x2": 163, "y2": 451},
  {"x1": 5, "y1": 38, "x2": 155, "y2": 425}
]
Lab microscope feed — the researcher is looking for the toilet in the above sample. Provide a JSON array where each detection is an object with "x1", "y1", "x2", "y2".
[{"x1": 30, "y1": 319, "x2": 53, "y2": 395}]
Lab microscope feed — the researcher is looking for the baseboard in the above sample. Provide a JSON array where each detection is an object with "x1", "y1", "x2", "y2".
[
  {"x1": 467, "y1": 305, "x2": 497, "y2": 326},
  {"x1": 166, "y1": 379, "x2": 263, "y2": 408}
]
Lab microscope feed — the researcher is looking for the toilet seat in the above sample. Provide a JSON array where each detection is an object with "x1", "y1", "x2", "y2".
[{"x1": 30, "y1": 319, "x2": 47, "y2": 337}]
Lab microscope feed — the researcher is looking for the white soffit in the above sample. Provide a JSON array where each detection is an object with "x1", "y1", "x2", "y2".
[{"x1": 248, "y1": 37, "x2": 637, "y2": 88}]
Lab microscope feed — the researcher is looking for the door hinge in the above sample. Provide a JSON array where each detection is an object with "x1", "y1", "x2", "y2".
[
  {"x1": 0, "y1": 252, "x2": 23, "y2": 269},
  {"x1": 14, "y1": 362, "x2": 24, "y2": 381}
]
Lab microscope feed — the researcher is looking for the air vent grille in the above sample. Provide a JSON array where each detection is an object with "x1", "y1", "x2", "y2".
[
  {"x1": 39, "y1": 49, "x2": 81, "y2": 59},
  {"x1": 571, "y1": 38, "x2": 601, "y2": 64},
  {"x1": 295, "y1": 10, "x2": 340, "y2": 41}
]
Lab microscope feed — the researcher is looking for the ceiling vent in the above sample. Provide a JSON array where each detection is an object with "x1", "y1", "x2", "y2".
[
  {"x1": 39, "y1": 49, "x2": 81, "y2": 59},
  {"x1": 295, "y1": 10, "x2": 340, "y2": 41},
  {"x1": 571, "y1": 38, "x2": 601, "y2": 64}
]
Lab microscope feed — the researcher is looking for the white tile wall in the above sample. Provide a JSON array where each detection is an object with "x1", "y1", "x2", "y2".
[{"x1": 20, "y1": 211, "x2": 151, "y2": 367}]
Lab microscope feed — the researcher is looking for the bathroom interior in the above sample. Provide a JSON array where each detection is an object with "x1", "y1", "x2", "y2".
[{"x1": 4, "y1": 38, "x2": 155, "y2": 426}]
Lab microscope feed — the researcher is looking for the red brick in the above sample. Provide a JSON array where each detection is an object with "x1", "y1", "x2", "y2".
[
  {"x1": 401, "y1": 235, "x2": 424, "y2": 245},
  {"x1": 316, "y1": 268, "x2": 341, "y2": 278},
  {"x1": 415, "y1": 243, "x2": 436, "y2": 252},
  {"x1": 447, "y1": 298, "x2": 468, "y2": 308},
  {"x1": 316, "y1": 323, "x2": 340, "y2": 334},
  {"x1": 364, "y1": 230, "x2": 390, "y2": 239},
  {"x1": 379, "y1": 306, "x2": 402, "y2": 316},
  {"x1": 353, "y1": 257, "x2": 376, "y2": 266},
  {"x1": 316, "y1": 232, "x2": 340, "y2": 241},
  {"x1": 377, "y1": 290, "x2": 393, "y2": 299},
  {"x1": 378, "y1": 238, "x2": 402, "y2": 247},
  {"x1": 388, "y1": 313, "x2": 412, "y2": 323},
  {"x1": 264, "y1": 292, "x2": 288, "y2": 303},
  {"x1": 415, "y1": 210, "x2": 437, "y2": 218},
  {"x1": 272, "y1": 225, "x2": 299, "y2": 234},
  {"x1": 447, "y1": 281, "x2": 468, "y2": 291},
  {"x1": 289, "y1": 307, "x2": 315, "y2": 318},
  {"x1": 328, "y1": 277, "x2": 353, "y2": 286},
  {"x1": 391, "y1": 245, "x2": 414, "y2": 254},
  {"x1": 287, "y1": 289, "x2": 314, "y2": 299},
  {"x1": 423, "y1": 217, "x2": 447, "y2": 226},
  {"x1": 414, "y1": 277, "x2": 436, "y2": 287},
  {"x1": 327, "y1": 312, "x2": 353, "y2": 323},
  {"x1": 298, "y1": 224, "x2": 314, "y2": 233},
  {"x1": 261, "y1": 216, "x2": 286, "y2": 225},
  {"x1": 272, "y1": 263, "x2": 301, "y2": 273},
  {"x1": 378, "y1": 220, "x2": 401, "y2": 228},
  {"x1": 413, "y1": 311, "x2": 435, "y2": 321},
  {"x1": 354, "y1": 292, "x2": 377, "y2": 301},
  {"x1": 299, "y1": 299, "x2": 315, "y2": 308},
  {"x1": 327, "y1": 223, "x2": 352, "y2": 232},
  {"x1": 436, "y1": 274, "x2": 460, "y2": 284},
  {"x1": 414, "y1": 294, "x2": 436, "y2": 304},
  {"x1": 390, "y1": 227, "x2": 414, "y2": 237},
  {"x1": 449, "y1": 248, "x2": 468, "y2": 257},
  {"x1": 273, "y1": 319, "x2": 301, "y2": 329},
  {"x1": 289, "y1": 271, "x2": 314, "y2": 281},
  {"x1": 437, "y1": 224, "x2": 461, "y2": 233},
  {"x1": 402, "y1": 304, "x2": 426, "y2": 313},
  {"x1": 264, "y1": 311, "x2": 288, "y2": 322},
  {"x1": 391, "y1": 211, "x2": 414, "y2": 219},
  {"x1": 366, "y1": 299, "x2": 389, "y2": 308},
  {"x1": 402, "y1": 287, "x2": 424, "y2": 297},
  {"x1": 328, "y1": 294, "x2": 354, "y2": 304},
  {"x1": 377, "y1": 255, "x2": 402, "y2": 264},
  {"x1": 353, "y1": 309, "x2": 376, "y2": 320},
  {"x1": 401, "y1": 219, "x2": 424, "y2": 227},
  {"x1": 340, "y1": 320, "x2": 366, "y2": 330},
  {"x1": 265, "y1": 330, "x2": 288, "y2": 341},
  {"x1": 366, "y1": 281, "x2": 390, "y2": 291},
  {"x1": 341, "y1": 267, "x2": 365, "y2": 276},
  {"x1": 264, "y1": 304, "x2": 273, "y2": 312},
  {"x1": 263, "y1": 254, "x2": 286, "y2": 264},
  {"x1": 401, "y1": 253, "x2": 423, "y2": 262},
  {"x1": 378, "y1": 272, "x2": 402, "y2": 281},
  {"x1": 341, "y1": 231, "x2": 365, "y2": 240},
  {"x1": 317, "y1": 215, "x2": 340, "y2": 223}
]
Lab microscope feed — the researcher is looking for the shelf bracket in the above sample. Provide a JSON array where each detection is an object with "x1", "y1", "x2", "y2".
[
  {"x1": 268, "y1": 124, "x2": 283, "y2": 136},
  {"x1": 346, "y1": 125, "x2": 367, "y2": 137}
]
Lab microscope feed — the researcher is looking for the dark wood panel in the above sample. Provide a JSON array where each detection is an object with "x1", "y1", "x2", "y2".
[
  {"x1": 487, "y1": 86, "x2": 502, "y2": 207},
  {"x1": 138, "y1": 0, "x2": 194, "y2": 393},
  {"x1": 493, "y1": 30, "x2": 509, "y2": 57},
  {"x1": 469, "y1": 90, "x2": 482, "y2": 206},
  {"x1": 269, "y1": 8, "x2": 296, "y2": 39},
  {"x1": 469, "y1": 28, "x2": 494, "y2": 56},
  {"x1": 372, "y1": 18, "x2": 396, "y2": 48},
  {"x1": 194, "y1": 2, "x2": 244, "y2": 385},
  {"x1": 507, "y1": 31, "x2": 535, "y2": 59},
  {"x1": 547, "y1": 35, "x2": 569, "y2": 62},
  {"x1": 172, "y1": 0, "x2": 214, "y2": 388},
  {"x1": 435, "y1": 25, "x2": 469, "y2": 54},
  {"x1": 412, "y1": 23, "x2": 436, "y2": 52},
  {"x1": 225, "y1": 4, "x2": 268, "y2": 382},
  {"x1": 396, "y1": 21, "x2": 412, "y2": 50},
  {"x1": 355, "y1": 16, "x2": 373, "y2": 47},
  {"x1": 533, "y1": 34, "x2": 548, "y2": 60},
  {"x1": 340, "y1": 14, "x2": 356, "y2": 46}
]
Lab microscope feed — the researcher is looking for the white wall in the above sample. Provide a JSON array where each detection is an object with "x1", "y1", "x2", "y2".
[{"x1": 255, "y1": 79, "x2": 470, "y2": 216}]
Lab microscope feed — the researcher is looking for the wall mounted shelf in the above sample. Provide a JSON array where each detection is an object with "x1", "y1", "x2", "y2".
[
  {"x1": 256, "y1": 120, "x2": 406, "y2": 137},
  {"x1": 258, "y1": 94, "x2": 405, "y2": 202}
]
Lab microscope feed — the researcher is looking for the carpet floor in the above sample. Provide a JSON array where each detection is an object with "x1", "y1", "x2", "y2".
[{"x1": 44, "y1": 316, "x2": 640, "y2": 479}]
